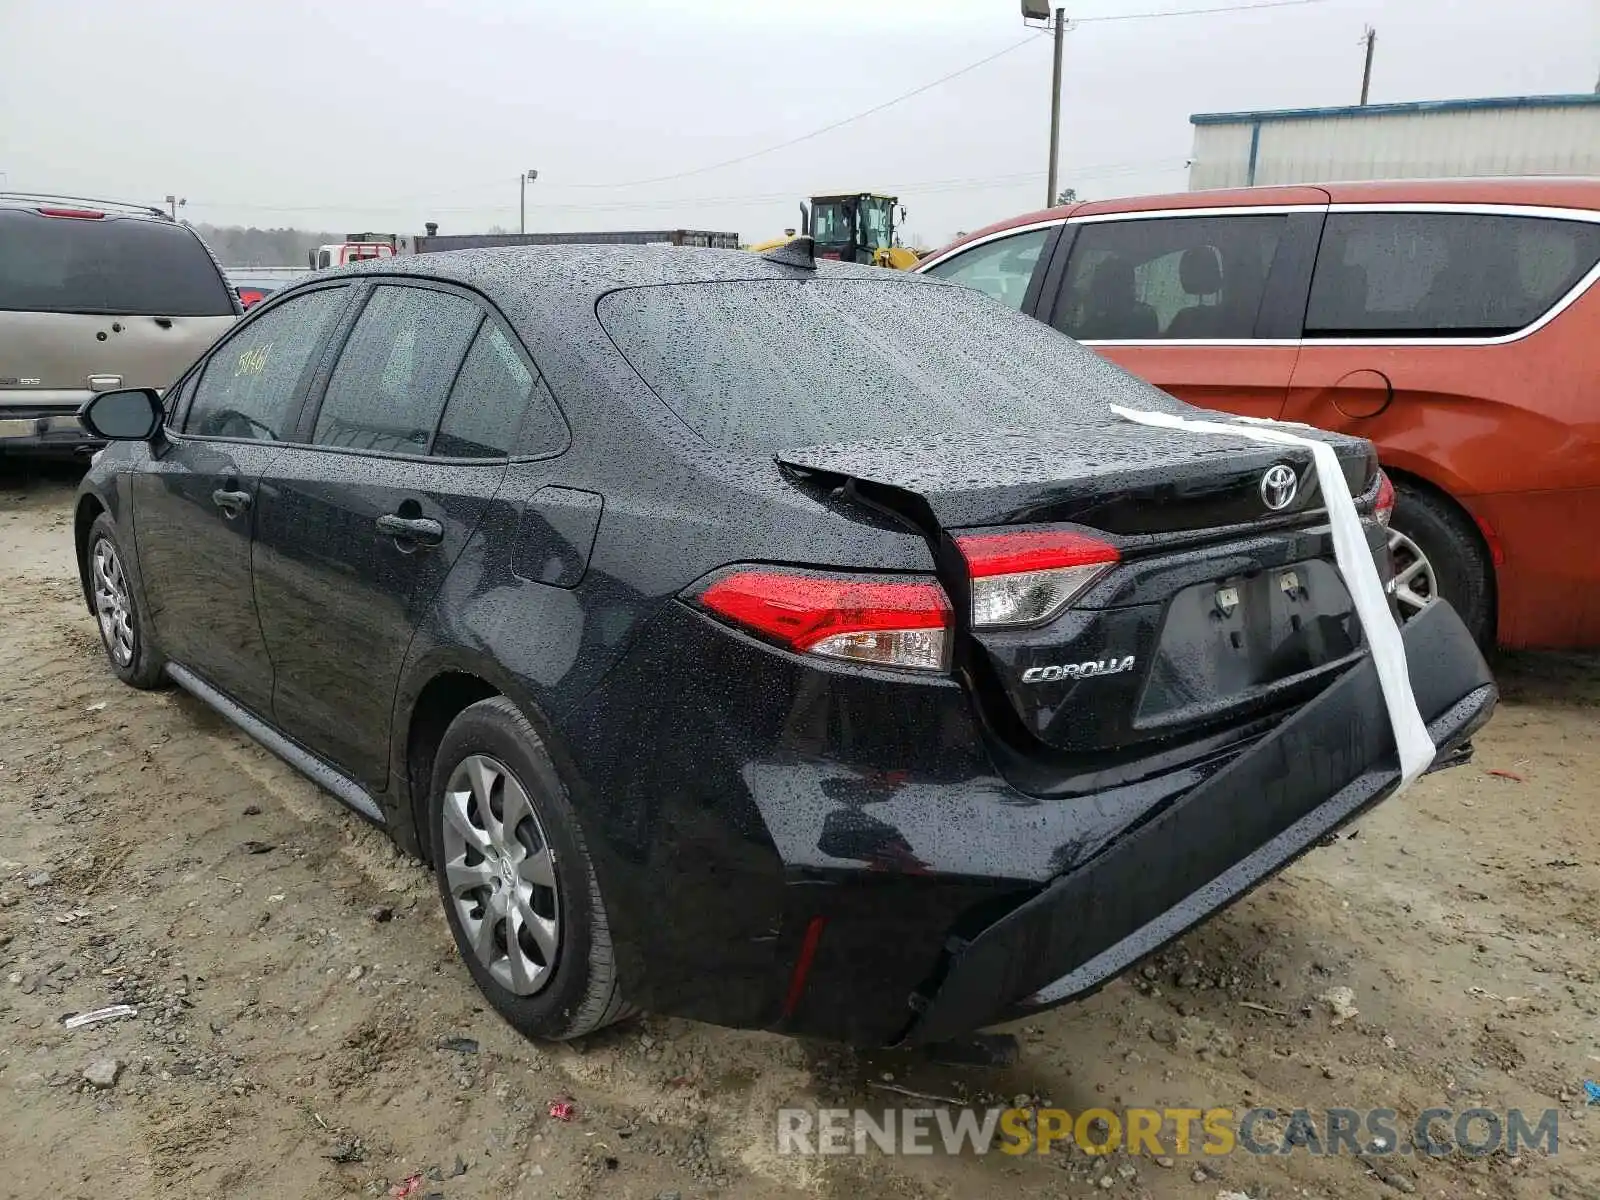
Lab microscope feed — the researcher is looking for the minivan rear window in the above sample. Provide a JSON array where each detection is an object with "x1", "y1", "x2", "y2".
[
  {"x1": 599, "y1": 278, "x2": 1156, "y2": 454},
  {"x1": 1306, "y1": 212, "x2": 1600, "y2": 337},
  {"x1": 0, "y1": 210, "x2": 236, "y2": 316}
]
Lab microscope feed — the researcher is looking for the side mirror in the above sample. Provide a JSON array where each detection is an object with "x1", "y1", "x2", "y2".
[
  {"x1": 79, "y1": 388, "x2": 164, "y2": 441},
  {"x1": 898, "y1": 205, "x2": 907, "y2": 224}
]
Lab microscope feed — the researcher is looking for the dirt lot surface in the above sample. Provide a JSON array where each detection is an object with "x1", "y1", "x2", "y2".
[{"x1": 2, "y1": 462, "x2": 1598, "y2": 1200}]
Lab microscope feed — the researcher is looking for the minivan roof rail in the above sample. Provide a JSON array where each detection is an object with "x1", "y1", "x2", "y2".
[{"x1": 0, "y1": 192, "x2": 171, "y2": 220}]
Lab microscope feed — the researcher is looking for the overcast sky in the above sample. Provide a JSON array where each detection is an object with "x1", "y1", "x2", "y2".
[{"x1": 2, "y1": 0, "x2": 1595, "y2": 247}]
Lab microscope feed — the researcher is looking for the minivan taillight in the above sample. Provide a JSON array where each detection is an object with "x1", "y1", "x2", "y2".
[
  {"x1": 955, "y1": 529, "x2": 1120, "y2": 628},
  {"x1": 693, "y1": 567, "x2": 952, "y2": 673}
]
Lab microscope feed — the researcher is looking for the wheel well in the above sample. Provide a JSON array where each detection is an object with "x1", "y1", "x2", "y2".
[
  {"x1": 74, "y1": 495, "x2": 106, "y2": 613},
  {"x1": 405, "y1": 672, "x2": 500, "y2": 859},
  {"x1": 1382, "y1": 465, "x2": 1499, "y2": 639}
]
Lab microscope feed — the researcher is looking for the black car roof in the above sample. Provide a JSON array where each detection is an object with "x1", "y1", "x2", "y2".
[
  {"x1": 302, "y1": 246, "x2": 942, "y2": 449},
  {"x1": 333, "y1": 244, "x2": 930, "y2": 307}
]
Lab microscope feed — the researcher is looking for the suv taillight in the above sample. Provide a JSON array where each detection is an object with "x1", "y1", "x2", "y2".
[
  {"x1": 238, "y1": 288, "x2": 266, "y2": 308},
  {"x1": 692, "y1": 567, "x2": 952, "y2": 673},
  {"x1": 955, "y1": 529, "x2": 1120, "y2": 628},
  {"x1": 37, "y1": 206, "x2": 105, "y2": 219}
]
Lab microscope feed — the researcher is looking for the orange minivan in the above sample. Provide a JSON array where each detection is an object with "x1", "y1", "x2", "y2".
[{"x1": 916, "y1": 178, "x2": 1600, "y2": 650}]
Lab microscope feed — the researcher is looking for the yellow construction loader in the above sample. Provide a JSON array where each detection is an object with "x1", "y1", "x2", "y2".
[{"x1": 749, "y1": 192, "x2": 921, "y2": 269}]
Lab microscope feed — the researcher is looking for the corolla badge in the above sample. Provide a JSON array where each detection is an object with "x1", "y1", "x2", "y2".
[
  {"x1": 1260, "y1": 463, "x2": 1298, "y2": 511},
  {"x1": 1021, "y1": 656, "x2": 1136, "y2": 684}
]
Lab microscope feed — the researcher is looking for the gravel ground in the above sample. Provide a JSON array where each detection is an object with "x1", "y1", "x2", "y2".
[{"x1": 2, "y1": 462, "x2": 1598, "y2": 1200}]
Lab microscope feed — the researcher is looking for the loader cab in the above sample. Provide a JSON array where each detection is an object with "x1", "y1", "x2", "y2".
[{"x1": 806, "y1": 193, "x2": 901, "y2": 264}]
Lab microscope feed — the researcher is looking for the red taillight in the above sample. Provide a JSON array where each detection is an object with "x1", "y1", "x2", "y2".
[
  {"x1": 238, "y1": 289, "x2": 266, "y2": 308},
  {"x1": 694, "y1": 567, "x2": 951, "y2": 673},
  {"x1": 37, "y1": 206, "x2": 105, "y2": 220},
  {"x1": 1373, "y1": 471, "x2": 1396, "y2": 527},
  {"x1": 955, "y1": 529, "x2": 1120, "y2": 577},
  {"x1": 955, "y1": 529, "x2": 1120, "y2": 629}
]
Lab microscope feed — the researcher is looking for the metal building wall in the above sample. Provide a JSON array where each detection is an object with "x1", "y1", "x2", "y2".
[{"x1": 1188, "y1": 99, "x2": 1600, "y2": 190}]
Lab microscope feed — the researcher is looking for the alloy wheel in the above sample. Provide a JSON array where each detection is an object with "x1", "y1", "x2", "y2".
[
  {"x1": 91, "y1": 539, "x2": 135, "y2": 667},
  {"x1": 440, "y1": 754, "x2": 560, "y2": 995},
  {"x1": 1386, "y1": 526, "x2": 1437, "y2": 618}
]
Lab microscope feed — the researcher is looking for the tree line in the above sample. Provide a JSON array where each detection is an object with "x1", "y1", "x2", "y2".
[{"x1": 192, "y1": 224, "x2": 344, "y2": 267}]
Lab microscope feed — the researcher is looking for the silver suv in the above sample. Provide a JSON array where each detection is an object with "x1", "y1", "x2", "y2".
[{"x1": 0, "y1": 193, "x2": 238, "y2": 456}]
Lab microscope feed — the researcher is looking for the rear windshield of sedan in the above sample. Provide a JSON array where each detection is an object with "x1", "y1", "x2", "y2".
[
  {"x1": 599, "y1": 278, "x2": 1142, "y2": 453},
  {"x1": 0, "y1": 210, "x2": 235, "y2": 316}
]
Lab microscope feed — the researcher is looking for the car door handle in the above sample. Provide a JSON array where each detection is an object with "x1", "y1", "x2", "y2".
[
  {"x1": 376, "y1": 513, "x2": 444, "y2": 547},
  {"x1": 211, "y1": 489, "x2": 251, "y2": 516}
]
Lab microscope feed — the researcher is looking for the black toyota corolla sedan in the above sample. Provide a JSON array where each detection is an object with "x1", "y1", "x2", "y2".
[{"x1": 71, "y1": 242, "x2": 1496, "y2": 1047}]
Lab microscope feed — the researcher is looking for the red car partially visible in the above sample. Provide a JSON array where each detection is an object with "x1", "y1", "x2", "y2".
[{"x1": 916, "y1": 177, "x2": 1600, "y2": 650}]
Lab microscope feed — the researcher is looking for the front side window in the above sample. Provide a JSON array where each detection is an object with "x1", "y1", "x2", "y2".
[
  {"x1": 859, "y1": 197, "x2": 892, "y2": 250},
  {"x1": 1053, "y1": 214, "x2": 1286, "y2": 341},
  {"x1": 185, "y1": 287, "x2": 348, "y2": 440},
  {"x1": 313, "y1": 285, "x2": 482, "y2": 454},
  {"x1": 1306, "y1": 212, "x2": 1600, "y2": 337},
  {"x1": 921, "y1": 228, "x2": 1051, "y2": 310}
]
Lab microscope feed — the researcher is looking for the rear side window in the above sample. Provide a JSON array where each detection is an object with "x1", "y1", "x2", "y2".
[
  {"x1": 434, "y1": 323, "x2": 552, "y2": 459},
  {"x1": 314, "y1": 285, "x2": 481, "y2": 454},
  {"x1": 185, "y1": 288, "x2": 348, "y2": 440},
  {"x1": 0, "y1": 209, "x2": 235, "y2": 316},
  {"x1": 920, "y1": 228, "x2": 1050, "y2": 310},
  {"x1": 1306, "y1": 212, "x2": 1600, "y2": 337},
  {"x1": 599, "y1": 278, "x2": 1161, "y2": 454},
  {"x1": 1053, "y1": 214, "x2": 1286, "y2": 340}
]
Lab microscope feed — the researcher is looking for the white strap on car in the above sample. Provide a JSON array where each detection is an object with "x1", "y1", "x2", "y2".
[{"x1": 1109, "y1": 405, "x2": 1435, "y2": 793}]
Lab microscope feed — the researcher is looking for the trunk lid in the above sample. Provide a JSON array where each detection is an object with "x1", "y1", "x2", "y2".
[
  {"x1": 779, "y1": 426, "x2": 1381, "y2": 755},
  {"x1": 777, "y1": 425, "x2": 1373, "y2": 535}
]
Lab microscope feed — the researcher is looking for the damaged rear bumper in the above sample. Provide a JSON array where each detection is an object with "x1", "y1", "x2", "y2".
[{"x1": 897, "y1": 598, "x2": 1496, "y2": 1045}]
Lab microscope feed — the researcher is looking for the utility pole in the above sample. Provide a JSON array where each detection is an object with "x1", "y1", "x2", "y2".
[
  {"x1": 1359, "y1": 26, "x2": 1376, "y2": 106},
  {"x1": 1047, "y1": 8, "x2": 1066, "y2": 208},
  {"x1": 519, "y1": 169, "x2": 538, "y2": 234},
  {"x1": 1022, "y1": 3, "x2": 1069, "y2": 208}
]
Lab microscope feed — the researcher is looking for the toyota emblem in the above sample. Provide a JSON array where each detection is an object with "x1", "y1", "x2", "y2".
[{"x1": 1260, "y1": 464, "x2": 1298, "y2": 511}]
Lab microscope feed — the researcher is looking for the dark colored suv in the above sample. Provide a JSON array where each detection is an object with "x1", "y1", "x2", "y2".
[
  {"x1": 0, "y1": 193, "x2": 238, "y2": 456},
  {"x1": 72, "y1": 245, "x2": 1495, "y2": 1047}
]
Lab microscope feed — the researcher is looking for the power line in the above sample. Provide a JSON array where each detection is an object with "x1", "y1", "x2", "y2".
[
  {"x1": 1074, "y1": 0, "x2": 1328, "y2": 21},
  {"x1": 186, "y1": 0, "x2": 1324, "y2": 219},
  {"x1": 183, "y1": 158, "x2": 1187, "y2": 219},
  {"x1": 374, "y1": 0, "x2": 1328, "y2": 203},
  {"x1": 232, "y1": 34, "x2": 1050, "y2": 209},
  {"x1": 548, "y1": 34, "x2": 1051, "y2": 191}
]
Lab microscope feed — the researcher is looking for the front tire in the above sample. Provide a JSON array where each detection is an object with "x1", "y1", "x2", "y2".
[
  {"x1": 429, "y1": 697, "x2": 631, "y2": 1041},
  {"x1": 87, "y1": 514, "x2": 165, "y2": 689},
  {"x1": 1388, "y1": 481, "x2": 1494, "y2": 648}
]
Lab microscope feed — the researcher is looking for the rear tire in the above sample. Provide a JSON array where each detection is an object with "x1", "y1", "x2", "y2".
[
  {"x1": 429, "y1": 697, "x2": 632, "y2": 1041},
  {"x1": 1388, "y1": 481, "x2": 1494, "y2": 648},
  {"x1": 87, "y1": 514, "x2": 166, "y2": 689}
]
